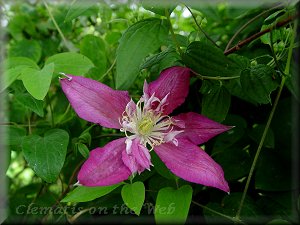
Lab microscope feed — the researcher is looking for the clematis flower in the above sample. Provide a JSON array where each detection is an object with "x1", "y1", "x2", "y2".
[{"x1": 60, "y1": 66, "x2": 231, "y2": 192}]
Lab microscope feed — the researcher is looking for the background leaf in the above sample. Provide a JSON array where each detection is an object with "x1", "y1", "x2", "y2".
[
  {"x1": 116, "y1": 18, "x2": 169, "y2": 89},
  {"x1": 201, "y1": 80, "x2": 231, "y2": 122},
  {"x1": 64, "y1": 0, "x2": 97, "y2": 22},
  {"x1": 8, "y1": 39, "x2": 42, "y2": 62},
  {"x1": 15, "y1": 92, "x2": 44, "y2": 117},
  {"x1": 22, "y1": 129, "x2": 69, "y2": 183},
  {"x1": 121, "y1": 181, "x2": 145, "y2": 215},
  {"x1": 240, "y1": 64, "x2": 279, "y2": 104}
]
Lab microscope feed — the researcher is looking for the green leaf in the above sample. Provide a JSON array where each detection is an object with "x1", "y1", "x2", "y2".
[
  {"x1": 45, "y1": 52, "x2": 94, "y2": 75},
  {"x1": 116, "y1": 18, "x2": 169, "y2": 89},
  {"x1": 8, "y1": 39, "x2": 42, "y2": 62},
  {"x1": 140, "y1": 47, "x2": 178, "y2": 71},
  {"x1": 248, "y1": 124, "x2": 275, "y2": 148},
  {"x1": 151, "y1": 151, "x2": 175, "y2": 180},
  {"x1": 201, "y1": 81, "x2": 231, "y2": 122},
  {"x1": 61, "y1": 184, "x2": 122, "y2": 202},
  {"x1": 4, "y1": 57, "x2": 39, "y2": 70},
  {"x1": 141, "y1": 0, "x2": 176, "y2": 16},
  {"x1": 15, "y1": 92, "x2": 44, "y2": 117},
  {"x1": 121, "y1": 182, "x2": 145, "y2": 215},
  {"x1": 240, "y1": 64, "x2": 279, "y2": 104},
  {"x1": 222, "y1": 193, "x2": 262, "y2": 222},
  {"x1": 21, "y1": 63, "x2": 54, "y2": 100},
  {"x1": 255, "y1": 150, "x2": 292, "y2": 191},
  {"x1": 22, "y1": 129, "x2": 69, "y2": 183},
  {"x1": 64, "y1": 0, "x2": 96, "y2": 22},
  {"x1": 6, "y1": 126, "x2": 27, "y2": 149},
  {"x1": 155, "y1": 185, "x2": 193, "y2": 224},
  {"x1": 76, "y1": 143, "x2": 90, "y2": 159},
  {"x1": 1, "y1": 57, "x2": 40, "y2": 92},
  {"x1": 1, "y1": 67, "x2": 25, "y2": 92},
  {"x1": 214, "y1": 146, "x2": 252, "y2": 181},
  {"x1": 183, "y1": 40, "x2": 242, "y2": 77},
  {"x1": 80, "y1": 35, "x2": 107, "y2": 76}
]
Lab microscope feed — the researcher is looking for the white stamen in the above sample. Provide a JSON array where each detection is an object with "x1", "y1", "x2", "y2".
[{"x1": 120, "y1": 93, "x2": 181, "y2": 151}]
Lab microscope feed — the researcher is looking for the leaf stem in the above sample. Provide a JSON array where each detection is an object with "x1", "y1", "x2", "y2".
[
  {"x1": 235, "y1": 18, "x2": 297, "y2": 220},
  {"x1": 184, "y1": 5, "x2": 219, "y2": 48},
  {"x1": 192, "y1": 201, "x2": 245, "y2": 224}
]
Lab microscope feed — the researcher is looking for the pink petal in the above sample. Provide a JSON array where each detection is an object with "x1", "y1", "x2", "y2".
[
  {"x1": 78, "y1": 138, "x2": 131, "y2": 186},
  {"x1": 173, "y1": 112, "x2": 232, "y2": 145},
  {"x1": 60, "y1": 75, "x2": 130, "y2": 129},
  {"x1": 122, "y1": 139, "x2": 151, "y2": 174},
  {"x1": 154, "y1": 138, "x2": 229, "y2": 192},
  {"x1": 131, "y1": 139, "x2": 151, "y2": 170},
  {"x1": 144, "y1": 66, "x2": 191, "y2": 115}
]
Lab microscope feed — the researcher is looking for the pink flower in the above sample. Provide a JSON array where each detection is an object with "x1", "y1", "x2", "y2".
[{"x1": 60, "y1": 66, "x2": 231, "y2": 192}]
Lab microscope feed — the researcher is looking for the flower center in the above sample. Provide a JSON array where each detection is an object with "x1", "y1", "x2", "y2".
[
  {"x1": 119, "y1": 94, "x2": 179, "y2": 150},
  {"x1": 137, "y1": 114, "x2": 155, "y2": 136}
]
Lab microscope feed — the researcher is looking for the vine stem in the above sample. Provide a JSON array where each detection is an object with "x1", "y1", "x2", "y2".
[
  {"x1": 192, "y1": 70, "x2": 240, "y2": 80},
  {"x1": 235, "y1": 18, "x2": 297, "y2": 220},
  {"x1": 43, "y1": 0, "x2": 71, "y2": 51},
  {"x1": 225, "y1": 2, "x2": 284, "y2": 52},
  {"x1": 184, "y1": 5, "x2": 219, "y2": 48},
  {"x1": 192, "y1": 201, "x2": 245, "y2": 224},
  {"x1": 224, "y1": 13, "x2": 298, "y2": 55}
]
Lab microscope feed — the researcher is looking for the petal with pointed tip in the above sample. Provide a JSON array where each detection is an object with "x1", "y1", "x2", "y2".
[
  {"x1": 60, "y1": 75, "x2": 130, "y2": 129},
  {"x1": 154, "y1": 138, "x2": 229, "y2": 192},
  {"x1": 144, "y1": 66, "x2": 191, "y2": 115},
  {"x1": 78, "y1": 138, "x2": 131, "y2": 186},
  {"x1": 173, "y1": 112, "x2": 232, "y2": 145}
]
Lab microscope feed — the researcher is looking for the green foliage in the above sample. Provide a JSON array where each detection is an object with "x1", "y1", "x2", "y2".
[
  {"x1": 116, "y1": 18, "x2": 169, "y2": 89},
  {"x1": 22, "y1": 129, "x2": 69, "y2": 183},
  {"x1": 121, "y1": 182, "x2": 145, "y2": 215},
  {"x1": 155, "y1": 185, "x2": 193, "y2": 224},
  {"x1": 61, "y1": 184, "x2": 122, "y2": 202},
  {"x1": 3, "y1": 1, "x2": 298, "y2": 224}
]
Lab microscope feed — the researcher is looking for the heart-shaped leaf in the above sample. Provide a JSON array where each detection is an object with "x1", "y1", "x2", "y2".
[
  {"x1": 22, "y1": 129, "x2": 69, "y2": 183},
  {"x1": 155, "y1": 185, "x2": 193, "y2": 224},
  {"x1": 21, "y1": 63, "x2": 54, "y2": 100},
  {"x1": 121, "y1": 181, "x2": 145, "y2": 215}
]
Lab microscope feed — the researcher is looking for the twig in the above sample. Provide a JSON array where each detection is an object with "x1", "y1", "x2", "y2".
[
  {"x1": 225, "y1": 2, "x2": 284, "y2": 52},
  {"x1": 224, "y1": 13, "x2": 298, "y2": 55},
  {"x1": 192, "y1": 70, "x2": 240, "y2": 81}
]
